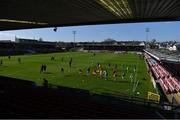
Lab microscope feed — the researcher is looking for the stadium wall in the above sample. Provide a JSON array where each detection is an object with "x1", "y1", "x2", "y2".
[
  {"x1": 77, "y1": 45, "x2": 145, "y2": 52},
  {"x1": 0, "y1": 42, "x2": 61, "y2": 56},
  {"x1": 161, "y1": 60, "x2": 180, "y2": 79}
]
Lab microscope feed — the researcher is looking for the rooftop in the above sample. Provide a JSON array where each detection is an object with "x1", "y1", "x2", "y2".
[
  {"x1": 147, "y1": 48, "x2": 180, "y2": 62},
  {"x1": 0, "y1": 0, "x2": 180, "y2": 31}
]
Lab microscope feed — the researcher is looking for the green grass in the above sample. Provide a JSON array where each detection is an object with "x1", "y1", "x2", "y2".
[{"x1": 0, "y1": 52, "x2": 155, "y2": 99}]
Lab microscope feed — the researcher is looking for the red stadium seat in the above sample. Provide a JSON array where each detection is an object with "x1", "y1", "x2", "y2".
[{"x1": 144, "y1": 53, "x2": 179, "y2": 94}]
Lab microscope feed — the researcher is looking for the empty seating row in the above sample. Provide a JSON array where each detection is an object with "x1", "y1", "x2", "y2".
[{"x1": 144, "y1": 53, "x2": 180, "y2": 94}]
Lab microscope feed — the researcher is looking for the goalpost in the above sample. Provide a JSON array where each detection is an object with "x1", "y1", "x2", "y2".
[
  {"x1": 133, "y1": 79, "x2": 139, "y2": 93},
  {"x1": 130, "y1": 61, "x2": 140, "y2": 96}
]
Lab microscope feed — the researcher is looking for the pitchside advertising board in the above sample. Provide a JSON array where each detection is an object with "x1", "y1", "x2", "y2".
[{"x1": 147, "y1": 92, "x2": 160, "y2": 103}]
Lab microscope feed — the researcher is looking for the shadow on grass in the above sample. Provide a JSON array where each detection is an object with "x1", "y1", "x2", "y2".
[
  {"x1": 106, "y1": 79, "x2": 130, "y2": 83},
  {"x1": 43, "y1": 72, "x2": 53, "y2": 74},
  {"x1": 0, "y1": 65, "x2": 8, "y2": 68}
]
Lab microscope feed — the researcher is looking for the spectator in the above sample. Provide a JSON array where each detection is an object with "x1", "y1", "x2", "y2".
[
  {"x1": 69, "y1": 60, "x2": 72, "y2": 67},
  {"x1": 8, "y1": 56, "x2": 11, "y2": 60},
  {"x1": 0, "y1": 59, "x2": 2, "y2": 65},
  {"x1": 86, "y1": 67, "x2": 90, "y2": 76},
  {"x1": 79, "y1": 69, "x2": 82, "y2": 75},
  {"x1": 103, "y1": 70, "x2": 108, "y2": 80},
  {"x1": 44, "y1": 65, "x2": 47, "y2": 72},
  {"x1": 93, "y1": 53, "x2": 96, "y2": 56},
  {"x1": 92, "y1": 69, "x2": 97, "y2": 76},
  {"x1": 43, "y1": 78, "x2": 48, "y2": 88},
  {"x1": 40, "y1": 64, "x2": 44, "y2": 73},
  {"x1": 61, "y1": 67, "x2": 64, "y2": 73},
  {"x1": 18, "y1": 58, "x2": 21, "y2": 63}
]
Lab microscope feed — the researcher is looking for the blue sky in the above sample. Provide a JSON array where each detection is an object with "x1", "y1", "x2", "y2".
[{"x1": 0, "y1": 21, "x2": 179, "y2": 42}]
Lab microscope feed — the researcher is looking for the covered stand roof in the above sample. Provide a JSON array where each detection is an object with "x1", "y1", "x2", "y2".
[{"x1": 0, "y1": 0, "x2": 180, "y2": 30}]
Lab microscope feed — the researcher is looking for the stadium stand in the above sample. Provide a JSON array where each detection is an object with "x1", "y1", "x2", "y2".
[
  {"x1": 0, "y1": 0, "x2": 180, "y2": 118},
  {"x1": 162, "y1": 61, "x2": 180, "y2": 79},
  {"x1": 76, "y1": 41, "x2": 145, "y2": 52},
  {"x1": 146, "y1": 49, "x2": 180, "y2": 78},
  {"x1": 0, "y1": 40, "x2": 145, "y2": 55},
  {"x1": 144, "y1": 52, "x2": 180, "y2": 105},
  {"x1": 0, "y1": 40, "x2": 60, "y2": 55},
  {"x1": 0, "y1": 76, "x2": 178, "y2": 119}
]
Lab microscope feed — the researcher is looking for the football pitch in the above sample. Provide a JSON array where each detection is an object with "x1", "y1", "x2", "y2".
[{"x1": 0, "y1": 52, "x2": 155, "y2": 99}]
